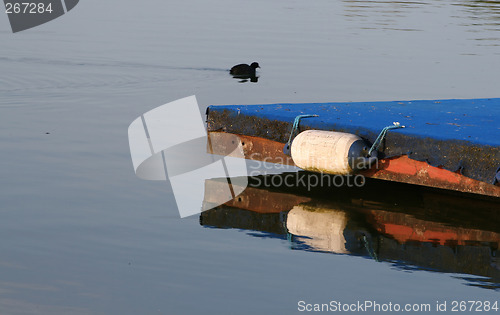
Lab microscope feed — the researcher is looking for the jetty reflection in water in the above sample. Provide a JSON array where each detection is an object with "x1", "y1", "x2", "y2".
[{"x1": 201, "y1": 173, "x2": 500, "y2": 290}]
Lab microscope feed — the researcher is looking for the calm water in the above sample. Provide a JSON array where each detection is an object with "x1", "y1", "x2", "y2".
[{"x1": 1, "y1": 0, "x2": 500, "y2": 313}]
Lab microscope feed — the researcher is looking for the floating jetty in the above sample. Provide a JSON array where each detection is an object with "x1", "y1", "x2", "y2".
[{"x1": 206, "y1": 98, "x2": 500, "y2": 197}]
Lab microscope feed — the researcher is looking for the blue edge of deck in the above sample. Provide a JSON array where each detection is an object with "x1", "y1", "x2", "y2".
[{"x1": 209, "y1": 98, "x2": 500, "y2": 185}]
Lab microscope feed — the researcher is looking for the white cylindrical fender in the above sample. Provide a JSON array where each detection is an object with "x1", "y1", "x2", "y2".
[
  {"x1": 286, "y1": 204, "x2": 348, "y2": 254},
  {"x1": 291, "y1": 130, "x2": 374, "y2": 175}
]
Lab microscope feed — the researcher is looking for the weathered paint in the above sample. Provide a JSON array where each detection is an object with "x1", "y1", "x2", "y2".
[
  {"x1": 208, "y1": 131, "x2": 500, "y2": 197},
  {"x1": 207, "y1": 132, "x2": 294, "y2": 165},
  {"x1": 364, "y1": 155, "x2": 500, "y2": 197},
  {"x1": 207, "y1": 98, "x2": 500, "y2": 195}
]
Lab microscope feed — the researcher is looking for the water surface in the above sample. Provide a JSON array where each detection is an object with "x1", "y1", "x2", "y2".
[{"x1": 1, "y1": 0, "x2": 499, "y2": 313}]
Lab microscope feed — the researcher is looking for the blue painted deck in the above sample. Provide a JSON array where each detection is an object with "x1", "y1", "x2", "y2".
[
  {"x1": 214, "y1": 98, "x2": 499, "y2": 146},
  {"x1": 207, "y1": 98, "x2": 500, "y2": 184}
]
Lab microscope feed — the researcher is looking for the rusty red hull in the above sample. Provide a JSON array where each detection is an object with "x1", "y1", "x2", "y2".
[{"x1": 208, "y1": 131, "x2": 500, "y2": 198}]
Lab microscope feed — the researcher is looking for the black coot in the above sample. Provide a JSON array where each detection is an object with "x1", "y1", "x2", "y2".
[{"x1": 230, "y1": 62, "x2": 260, "y2": 76}]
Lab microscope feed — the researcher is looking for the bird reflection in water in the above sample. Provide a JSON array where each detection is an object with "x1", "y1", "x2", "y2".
[{"x1": 232, "y1": 75, "x2": 259, "y2": 83}]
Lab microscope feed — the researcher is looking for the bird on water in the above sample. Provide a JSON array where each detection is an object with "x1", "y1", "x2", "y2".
[{"x1": 230, "y1": 62, "x2": 260, "y2": 76}]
